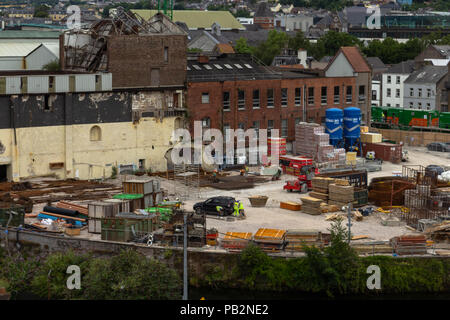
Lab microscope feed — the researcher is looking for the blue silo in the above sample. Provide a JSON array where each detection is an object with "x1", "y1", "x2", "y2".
[
  {"x1": 325, "y1": 108, "x2": 343, "y2": 147},
  {"x1": 343, "y1": 107, "x2": 361, "y2": 153}
]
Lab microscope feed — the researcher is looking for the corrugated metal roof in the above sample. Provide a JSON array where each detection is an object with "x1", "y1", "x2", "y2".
[
  {"x1": 0, "y1": 30, "x2": 61, "y2": 38},
  {"x1": 0, "y1": 42, "x2": 40, "y2": 57},
  {"x1": 42, "y1": 43, "x2": 59, "y2": 57},
  {"x1": 132, "y1": 10, "x2": 245, "y2": 30}
]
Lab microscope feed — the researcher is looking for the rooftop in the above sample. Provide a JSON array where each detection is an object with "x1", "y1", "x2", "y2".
[
  {"x1": 132, "y1": 10, "x2": 245, "y2": 30},
  {"x1": 0, "y1": 30, "x2": 61, "y2": 39},
  {"x1": 404, "y1": 65, "x2": 448, "y2": 84},
  {"x1": 386, "y1": 60, "x2": 415, "y2": 74}
]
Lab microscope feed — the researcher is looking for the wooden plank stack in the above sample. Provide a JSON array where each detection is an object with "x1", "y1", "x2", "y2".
[
  {"x1": 220, "y1": 232, "x2": 252, "y2": 252},
  {"x1": 390, "y1": 234, "x2": 427, "y2": 255},
  {"x1": 253, "y1": 228, "x2": 286, "y2": 252},
  {"x1": 310, "y1": 177, "x2": 335, "y2": 201},
  {"x1": 328, "y1": 183, "x2": 354, "y2": 208},
  {"x1": 301, "y1": 196, "x2": 323, "y2": 215},
  {"x1": 280, "y1": 201, "x2": 301, "y2": 211},
  {"x1": 285, "y1": 229, "x2": 323, "y2": 251}
]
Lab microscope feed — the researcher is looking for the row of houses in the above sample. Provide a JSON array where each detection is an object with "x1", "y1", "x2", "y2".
[{"x1": 371, "y1": 45, "x2": 449, "y2": 112}]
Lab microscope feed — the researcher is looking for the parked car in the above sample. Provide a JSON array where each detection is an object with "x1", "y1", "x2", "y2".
[
  {"x1": 193, "y1": 196, "x2": 236, "y2": 216},
  {"x1": 427, "y1": 142, "x2": 450, "y2": 152},
  {"x1": 425, "y1": 165, "x2": 444, "y2": 178}
]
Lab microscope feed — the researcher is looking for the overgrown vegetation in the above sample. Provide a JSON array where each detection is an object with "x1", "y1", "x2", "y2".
[
  {"x1": 0, "y1": 249, "x2": 181, "y2": 300},
  {"x1": 42, "y1": 60, "x2": 60, "y2": 72},
  {"x1": 233, "y1": 220, "x2": 450, "y2": 296}
]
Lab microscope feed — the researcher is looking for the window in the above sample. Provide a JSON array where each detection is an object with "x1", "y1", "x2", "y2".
[
  {"x1": 214, "y1": 64, "x2": 223, "y2": 69},
  {"x1": 49, "y1": 76, "x2": 55, "y2": 89},
  {"x1": 396, "y1": 76, "x2": 400, "y2": 84},
  {"x1": 224, "y1": 64, "x2": 233, "y2": 69},
  {"x1": 90, "y1": 125, "x2": 101, "y2": 141},
  {"x1": 387, "y1": 88, "x2": 391, "y2": 97},
  {"x1": 201, "y1": 92, "x2": 209, "y2": 104},
  {"x1": 238, "y1": 122, "x2": 245, "y2": 130},
  {"x1": 244, "y1": 64, "x2": 253, "y2": 69},
  {"x1": 308, "y1": 87, "x2": 314, "y2": 105},
  {"x1": 426, "y1": 103, "x2": 431, "y2": 110},
  {"x1": 281, "y1": 88, "x2": 288, "y2": 107},
  {"x1": 396, "y1": 104, "x2": 400, "y2": 108},
  {"x1": 418, "y1": 88, "x2": 422, "y2": 97},
  {"x1": 234, "y1": 64, "x2": 243, "y2": 69},
  {"x1": 387, "y1": 103, "x2": 391, "y2": 107},
  {"x1": 371, "y1": 90, "x2": 377, "y2": 101},
  {"x1": 202, "y1": 117, "x2": 211, "y2": 128},
  {"x1": 267, "y1": 89, "x2": 274, "y2": 107},
  {"x1": 295, "y1": 88, "x2": 301, "y2": 106},
  {"x1": 427, "y1": 89, "x2": 431, "y2": 97},
  {"x1": 387, "y1": 75, "x2": 391, "y2": 84},
  {"x1": 418, "y1": 102, "x2": 422, "y2": 110},
  {"x1": 396, "y1": 89, "x2": 400, "y2": 98},
  {"x1": 223, "y1": 91, "x2": 230, "y2": 110},
  {"x1": 193, "y1": 65, "x2": 201, "y2": 70},
  {"x1": 321, "y1": 86, "x2": 327, "y2": 104},
  {"x1": 253, "y1": 89, "x2": 260, "y2": 109},
  {"x1": 409, "y1": 102, "x2": 413, "y2": 108},
  {"x1": 238, "y1": 90, "x2": 245, "y2": 110},
  {"x1": 252, "y1": 120, "x2": 260, "y2": 134},
  {"x1": 281, "y1": 119, "x2": 288, "y2": 138},
  {"x1": 358, "y1": 85, "x2": 365, "y2": 102},
  {"x1": 334, "y1": 86, "x2": 340, "y2": 104},
  {"x1": 139, "y1": 159, "x2": 145, "y2": 170},
  {"x1": 204, "y1": 65, "x2": 212, "y2": 70},
  {"x1": 267, "y1": 120, "x2": 274, "y2": 137},
  {"x1": 346, "y1": 86, "x2": 352, "y2": 103},
  {"x1": 410, "y1": 88, "x2": 414, "y2": 97},
  {"x1": 164, "y1": 47, "x2": 168, "y2": 63}
]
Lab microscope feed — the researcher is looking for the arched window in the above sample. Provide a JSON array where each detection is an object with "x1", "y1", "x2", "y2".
[{"x1": 90, "y1": 125, "x2": 101, "y2": 141}]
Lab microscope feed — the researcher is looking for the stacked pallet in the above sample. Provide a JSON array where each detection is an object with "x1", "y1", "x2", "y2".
[
  {"x1": 268, "y1": 138, "x2": 286, "y2": 156},
  {"x1": 285, "y1": 229, "x2": 322, "y2": 251},
  {"x1": 328, "y1": 183, "x2": 354, "y2": 208},
  {"x1": 390, "y1": 234, "x2": 427, "y2": 255},
  {"x1": 301, "y1": 196, "x2": 323, "y2": 215},
  {"x1": 221, "y1": 232, "x2": 252, "y2": 252},
  {"x1": 310, "y1": 177, "x2": 335, "y2": 201},
  {"x1": 294, "y1": 122, "x2": 345, "y2": 163},
  {"x1": 253, "y1": 228, "x2": 286, "y2": 252}
]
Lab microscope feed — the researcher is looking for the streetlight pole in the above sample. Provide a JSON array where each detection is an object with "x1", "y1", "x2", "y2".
[{"x1": 182, "y1": 213, "x2": 188, "y2": 300}]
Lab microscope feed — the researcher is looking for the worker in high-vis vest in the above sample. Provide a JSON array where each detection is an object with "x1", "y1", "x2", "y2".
[
  {"x1": 233, "y1": 202, "x2": 239, "y2": 217},
  {"x1": 238, "y1": 201, "x2": 245, "y2": 217},
  {"x1": 216, "y1": 205, "x2": 223, "y2": 216}
]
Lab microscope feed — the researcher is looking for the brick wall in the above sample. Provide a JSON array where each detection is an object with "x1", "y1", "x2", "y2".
[
  {"x1": 187, "y1": 76, "x2": 356, "y2": 141},
  {"x1": 108, "y1": 35, "x2": 187, "y2": 88}
]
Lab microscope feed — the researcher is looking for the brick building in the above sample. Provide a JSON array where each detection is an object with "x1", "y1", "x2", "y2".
[
  {"x1": 186, "y1": 53, "x2": 357, "y2": 142},
  {"x1": 253, "y1": 2, "x2": 274, "y2": 30}
]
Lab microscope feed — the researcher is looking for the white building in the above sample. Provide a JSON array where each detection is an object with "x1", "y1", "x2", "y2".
[
  {"x1": 381, "y1": 60, "x2": 415, "y2": 108},
  {"x1": 0, "y1": 42, "x2": 59, "y2": 71},
  {"x1": 371, "y1": 76, "x2": 381, "y2": 106}
]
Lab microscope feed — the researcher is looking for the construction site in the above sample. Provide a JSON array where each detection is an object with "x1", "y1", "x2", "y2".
[{"x1": 1, "y1": 117, "x2": 450, "y2": 257}]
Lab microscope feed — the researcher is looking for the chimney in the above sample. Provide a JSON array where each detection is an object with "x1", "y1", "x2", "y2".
[{"x1": 198, "y1": 55, "x2": 209, "y2": 64}]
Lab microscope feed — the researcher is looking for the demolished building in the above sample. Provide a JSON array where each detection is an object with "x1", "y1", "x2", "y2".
[{"x1": 0, "y1": 9, "x2": 188, "y2": 182}]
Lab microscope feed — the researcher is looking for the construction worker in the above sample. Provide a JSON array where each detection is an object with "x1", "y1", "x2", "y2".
[
  {"x1": 212, "y1": 169, "x2": 219, "y2": 183},
  {"x1": 238, "y1": 200, "x2": 245, "y2": 217},
  {"x1": 240, "y1": 168, "x2": 245, "y2": 176},
  {"x1": 216, "y1": 205, "x2": 224, "y2": 216},
  {"x1": 245, "y1": 165, "x2": 249, "y2": 175},
  {"x1": 233, "y1": 201, "x2": 239, "y2": 217}
]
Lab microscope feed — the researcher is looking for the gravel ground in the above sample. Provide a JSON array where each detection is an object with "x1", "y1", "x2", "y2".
[{"x1": 170, "y1": 146, "x2": 450, "y2": 242}]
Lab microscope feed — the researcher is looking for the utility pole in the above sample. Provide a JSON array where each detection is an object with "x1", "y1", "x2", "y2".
[
  {"x1": 182, "y1": 213, "x2": 188, "y2": 300},
  {"x1": 347, "y1": 203, "x2": 352, "y2": 244}
]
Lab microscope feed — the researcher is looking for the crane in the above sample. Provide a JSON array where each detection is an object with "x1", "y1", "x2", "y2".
[{"x1": 158, "y1": 0, "x2": 174, "y2": 20}]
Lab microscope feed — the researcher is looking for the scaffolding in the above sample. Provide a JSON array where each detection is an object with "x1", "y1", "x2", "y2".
[{"x1": 172, "y1": 164, "x2": 201, "y2": 200}]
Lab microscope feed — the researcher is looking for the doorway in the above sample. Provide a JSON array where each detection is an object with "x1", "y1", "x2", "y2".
[{"x1": 0, "y1": 165, "x2": 8, "y2": 182}]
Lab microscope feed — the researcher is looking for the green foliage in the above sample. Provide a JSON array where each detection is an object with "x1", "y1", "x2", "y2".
[
  {"x1": 83, "y1": 250, "x2": 181, "y2": 300},
  {"x1": 233, "y1": 9, "x2": 251, "y2": 18},
  {"x1": 0, "y1": 254, "x2": 40, "y2": 299},
  {"x1": 42, "y1": 59, "x2": 60, "y2": 72},
  {"x1": 31, "y1": 250, "x2": 91, "y2": 300},
  {"x1": 207, "y1": 4, "x2": 231, "y2": 11},
  {"x1": 252, "y1": 30, "x2": 290, "y2": 65},
  {"x1": 187, "y1": 48, "x2": 202, "y2": 53},
  {"x1": 234, "y1": 37, "x2": 253, "y2": 54},
  {"x1": 34, "y1": 4, "x2": 49, "y2": 18},
  {"x1": 279, "y1": 0, "x2": 353, "y2": 10},
  {"x1": 236, "y1": 220, "x2": 450, "y2": 296}
]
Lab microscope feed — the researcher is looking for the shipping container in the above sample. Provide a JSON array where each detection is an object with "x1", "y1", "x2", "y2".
[{"x1": 362, "y1": 142, "x2": 403, "y2": 163}]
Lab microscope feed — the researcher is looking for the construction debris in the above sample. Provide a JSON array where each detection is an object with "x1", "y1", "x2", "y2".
[
  {"x1": 390, "y1": 234, "x2": 427, "y2": 255},
  {"x1": 220, "y1": 232, "x2": 252, "y2": 252},
  {"x1": 425, "y1": 221, "x2": 450, "y2": 242}
]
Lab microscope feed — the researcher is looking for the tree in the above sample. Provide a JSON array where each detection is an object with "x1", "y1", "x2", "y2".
[
  {"x1": 234, "y1": 37, "x2": 253, "y2": 54},
  {"x1": 315, "y1": 31, "x2": 361, "y2": 59},
  {"x1": 252, "y1": 30, "x2": 290, "y2": 65},
  {"x1": 34, "y1": 4, "x2": 49, "y2": 18},
  {"x1": 42, "y1": 60, "x2": 60, "y2": 72}
]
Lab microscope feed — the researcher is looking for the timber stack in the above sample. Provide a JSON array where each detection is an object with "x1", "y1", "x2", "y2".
[
  {"x1": 310, "y1": 177, "x2": 335, "y2": 201},
  {"x1": 301, "y1": 196, "x2": 323, "y2": 215},
  {"x1": 328, "y1": 182, "x2": 354, "y2": 208}
]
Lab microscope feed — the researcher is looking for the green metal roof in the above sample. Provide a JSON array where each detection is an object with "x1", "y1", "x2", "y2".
[
  {"x1": 0, "y1": 30, "x2": 61, "y2": 38},
  {"x1": 132, "y1": 10, "x2": 245, "y2": 30}
]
